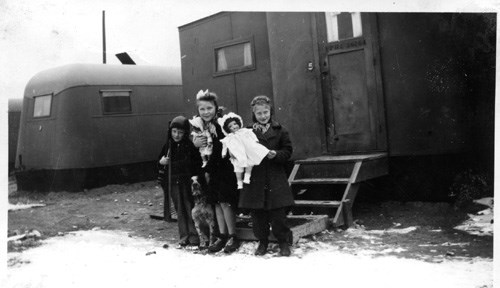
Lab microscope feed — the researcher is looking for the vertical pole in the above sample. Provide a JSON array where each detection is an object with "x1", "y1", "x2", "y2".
[
  {"x1": 102, "y1": 10, "x2": 106, "y2": 64},
  {"x1": 164, "y1": 142, "x2": 173, "y2": 221}
]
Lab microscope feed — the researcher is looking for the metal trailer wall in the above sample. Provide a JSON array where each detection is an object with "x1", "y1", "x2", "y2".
[
  {"x1": 16, "y1": 64, "x2": 184, "y2": 191},
  {"x1": 179, "y1": 12, "x2": 273, "y2": 124},
  {"x1": 265, "y1": 12, "x2": 325, "y2": 159},
  {"x1": 377, "y1": 13, "x2": 471, "y2": 156},
  {"x1": 8, "y1": 98, "x2": 23, "y2": 172}
]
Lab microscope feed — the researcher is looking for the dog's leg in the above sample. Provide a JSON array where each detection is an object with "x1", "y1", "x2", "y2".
[
  {"x1": 194, "y1": 221, "x2": 208, "y2": 248},
  {"x1": 207, "y1": 211, "x2": 217, "y2": 246},
  {"x1": 192, "y1": 210, "x2": 208, "y2": 249}
]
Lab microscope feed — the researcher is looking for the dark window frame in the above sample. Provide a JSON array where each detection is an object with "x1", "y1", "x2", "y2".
[
  {"x1": 100, "y1": 89, "x2": 132, "y2": 115},
  {"x1": 213, "y1": 36, "x2": 256, "y2": 77},
  {"x1": 33, "y1": 94, "x2": 53, "y2": 118}
]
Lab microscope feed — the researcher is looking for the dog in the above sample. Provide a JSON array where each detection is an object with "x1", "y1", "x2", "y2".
[{"x1": 190, "y1": 176, "x2": 216, "y2": 249}]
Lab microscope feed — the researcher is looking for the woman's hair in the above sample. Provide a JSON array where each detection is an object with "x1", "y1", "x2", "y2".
[
  {"x1": 250, "y1": 95, "x2": 274, "y2": 123},
  {"x1": 222, "y1": 116, "x2": 242, "y2": 134}
]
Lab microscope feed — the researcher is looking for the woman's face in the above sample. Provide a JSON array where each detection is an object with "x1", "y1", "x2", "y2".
[
  {"x1": 197, "y1": 100, "x2": 216, "y2": 122},
  {"x1": 253, "y1": 104, "x2": 271, "y2": 124}
]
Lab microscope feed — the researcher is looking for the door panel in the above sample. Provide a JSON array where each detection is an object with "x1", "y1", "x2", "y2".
[
  {"x1": 329, "y1": 50, "x2": 372, "y2": 151},
  {"x1": 318, "y1": 12, "x2": 385, "y2": 154}
]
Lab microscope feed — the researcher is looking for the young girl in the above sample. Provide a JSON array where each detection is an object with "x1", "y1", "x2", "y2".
[
  {"x1": 157, "y1": 116, "x2": 202, "y2": 247},
  {"x1": 238, "y1": 95, "x2": 294, "y2": 256},
  {"x1": 189, "y1": 93, "x2": 214, "y2": 168},
  {"x1": 191, "y1": 89, "x2": 240, "y2": 254},
  {"x1": 218, "y1": 112, "x2": 270, "y2": 189}
]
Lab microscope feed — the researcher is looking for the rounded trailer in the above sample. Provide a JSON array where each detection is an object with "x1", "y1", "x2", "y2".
[{"x1": 16, "y1": 63, "x2": 184, "y2": 192}]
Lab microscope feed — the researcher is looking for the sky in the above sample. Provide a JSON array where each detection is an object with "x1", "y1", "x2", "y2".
[{"x1": 0, "y1": 0, "x2": 498, "y2": 101}]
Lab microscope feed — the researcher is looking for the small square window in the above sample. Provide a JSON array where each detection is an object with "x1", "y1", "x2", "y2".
[
  {"x1": 325, "y1": 12, "x2": 363, "y2": 42},
  {"x1": 101, "y1": 90, "x2": 132, "y2": 114},
  {"x1": 214, "y1": 40, "x2": 254, "y2": 74},
  {"x1": 33, "y1": 95, "x2": 52, "y2": 118}
]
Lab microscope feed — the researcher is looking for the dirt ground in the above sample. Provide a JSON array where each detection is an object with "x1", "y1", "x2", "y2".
[{"x1": 7, "y1": 177, "x2": 493, "y2": 262}]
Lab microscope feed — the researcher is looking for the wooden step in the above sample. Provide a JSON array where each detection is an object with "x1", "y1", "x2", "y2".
[
  {"x1": 294, "y1": 200, "x2": 342, "y2": 208},
  {"x1": 296, "y1": 153, "x2": 387, "y2": 164},
  {"x1": 291, "y1": 178, "x2": 350, "y2": 185}
]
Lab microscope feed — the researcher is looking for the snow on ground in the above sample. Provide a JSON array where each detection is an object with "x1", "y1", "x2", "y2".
[
  {"x1": 5, "y1": 230, "x2": 493, "y2": 288},
  {"x1": 454, "y1": 197, "x2": 494, "y2": 236},
  {"x1": 8, "y1": 203, "x2": 46, "y2": 211}
]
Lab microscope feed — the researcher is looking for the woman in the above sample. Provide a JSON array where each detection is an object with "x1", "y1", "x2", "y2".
[
  {"x1": 239, "y1": 95, "x2": 294, "y2": 256},
  {"x1": 191, "y1": 89, "x2": 240, "y2": 253}
]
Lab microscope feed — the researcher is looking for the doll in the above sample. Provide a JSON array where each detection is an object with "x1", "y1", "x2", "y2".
[
  {"x1": 218, "y1": 112, "x2": 270, "y2": 189},
  {"x1": 189, "y1": 115, "x2": 213, "y2": 168}
]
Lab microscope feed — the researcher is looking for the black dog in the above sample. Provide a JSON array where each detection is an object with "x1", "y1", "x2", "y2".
[{"x1": 191, "y1": 177, "x2": 216, "y2": 249}]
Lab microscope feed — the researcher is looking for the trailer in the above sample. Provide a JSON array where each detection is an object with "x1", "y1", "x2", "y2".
[
  {"x1": 179, "y1": 12, "x2": 495, "y2": 227},
  {"x1": 9, "y1": 98, "x2": 23, "y2": 173},
  {"x1": 15, "y1": 63, "x2": 184, "y2": 191}
]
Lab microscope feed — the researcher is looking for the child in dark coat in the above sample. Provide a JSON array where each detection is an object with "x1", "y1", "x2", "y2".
[
  {"x1": 238, "y1": 95, "x2": 294, "y2": 256},
  {"x1": 158, "y1": 115, "x2": 202, "y2": 247}
]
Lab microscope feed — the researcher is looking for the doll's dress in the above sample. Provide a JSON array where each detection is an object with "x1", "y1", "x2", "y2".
[{"x1": 221, "y1": 128, "x2": 269, "y2": 168}]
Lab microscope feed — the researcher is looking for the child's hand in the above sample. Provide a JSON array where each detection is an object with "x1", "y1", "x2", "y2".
[
  {"x1": 159, "y1": 156, "x2": 169, "y2": 165},
  {"x1": 193, "y1": 135, "x2": 208, "y2": 148},
  {"x1": 267, "y1": 150, "x2": 277, "y2": 159}
]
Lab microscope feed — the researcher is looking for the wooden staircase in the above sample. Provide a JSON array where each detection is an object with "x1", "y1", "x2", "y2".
[{"x1": 288, "y1": 153, "x2": 388, "y2": 228}]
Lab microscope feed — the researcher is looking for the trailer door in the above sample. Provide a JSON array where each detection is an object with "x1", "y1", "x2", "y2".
[{"x1": 317, "y1": 12, "x2": 386, "y2": 154}]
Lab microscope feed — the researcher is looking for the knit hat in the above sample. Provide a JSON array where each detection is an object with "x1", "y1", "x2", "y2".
[
  {"x1": 218, "y1": 112, "x2": 243, "y2": 134},
  {"x1": 170, "y1": 115, "x2": 190, "y2": 131}
]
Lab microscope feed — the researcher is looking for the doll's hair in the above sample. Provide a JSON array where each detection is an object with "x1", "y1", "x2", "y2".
[
  {"x1": 250, "y1": 95, "x2": 274, "y2": 123},
  {"x1": 222, "y1": 116, "x2": 242, "y2": 134}
]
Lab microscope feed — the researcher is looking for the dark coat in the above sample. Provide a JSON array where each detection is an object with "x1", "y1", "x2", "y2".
[
  {"x1": 202, "y1": 121, "x2": 238, "y2": 205},
  {"x1": 238, "y1": 121, "x2": 294, "y2": 210},
  {"x1": 157, "y1": 137, "x2": 202, "y2": 187}
]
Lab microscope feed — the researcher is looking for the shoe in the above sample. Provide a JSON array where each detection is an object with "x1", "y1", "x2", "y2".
[
  {"x1": 178, "y1": 239, "x2": 189, "y2": 247},
  {"x1": 254, "y1": 240, "x2": 268, "y2": 256},
  {"x1": 223, "y1": 234, "x2": 240, "y2": 253},
  {"x1": 208, "y1": 236, "x2": 227, "y2": 253},
  {"x1": 237, "y1": 181, "x2": 243, "y2": 189},
  {"x1": 278, "y1": 242, "x2": 291, "y2": 257},
  {"x1": 243, "y1": 174, "x2": 251, "y2": 184}
]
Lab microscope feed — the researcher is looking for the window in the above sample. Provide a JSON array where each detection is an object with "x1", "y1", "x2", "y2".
[
  {"x1": 325, "y1": 12, "x2": 363, "y2": 42},
  {"x1": 214, "y1": 38, "x2": 255, "y2": 75},
  {"x1": 100, "y1": 90, "x2": 132, "y2": 114},
  {"x1": 33, "y1": 95, "x2": 52, "y2": 118}
]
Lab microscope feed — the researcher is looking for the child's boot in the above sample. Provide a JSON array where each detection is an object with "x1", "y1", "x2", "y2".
[
  {"x1": 278, "y1": 241, "x2": 291, "y2": 257},
  {"x1": 223, "y1": 234, "x2": 240, "y2": 253},
  {"x1": 208, "y1": 234, "x2": 227, "y2": 253},
  {"x1": 254, "y1": 239, "x2": 269, "y2": 256}
]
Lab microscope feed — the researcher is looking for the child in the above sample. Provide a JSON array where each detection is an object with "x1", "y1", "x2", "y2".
[
  {"x1": 158, "y1": 115, "x2": 202, "y2": 247},
  {"x1": 189, "y1": 91, "x2": 215, "y2": 168},
  {"x1": 238, "y1": 95, "x2": 294, "y2": 257},
  {"x1": 218, "y1": 112, "x2": 270, "y2": 189}
]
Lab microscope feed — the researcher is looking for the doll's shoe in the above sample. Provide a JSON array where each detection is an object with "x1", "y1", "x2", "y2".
[
  {"x1": 237, "y1": 181, "x2": 243, "y2": 189},
  {"x1": 243, "y1": 175, "x2": 251, "y2": 184},
  {"x1": 254, "y1": 240, "x2": 268, "y2": 256}
]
